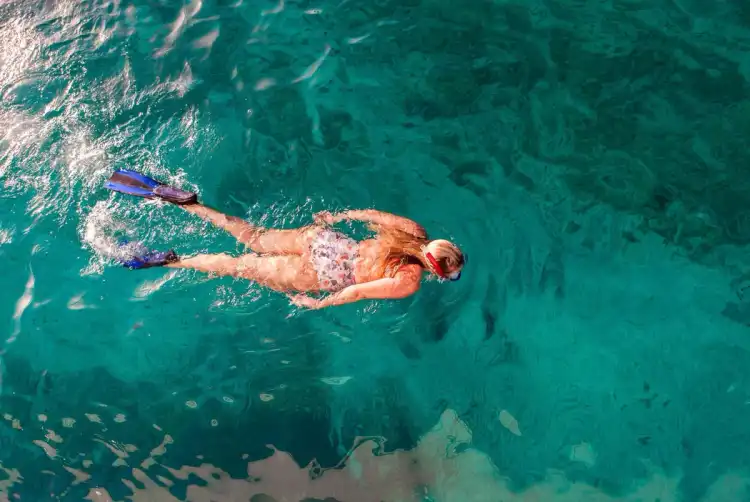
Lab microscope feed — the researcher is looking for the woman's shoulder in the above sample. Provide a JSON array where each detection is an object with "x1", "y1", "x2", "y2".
[
  {"x1": 392, "y1": 264, "x2": 422, "y2": 295},
  {"x1": 394, "y1": 263, "x2": 423, "y2": 280}
]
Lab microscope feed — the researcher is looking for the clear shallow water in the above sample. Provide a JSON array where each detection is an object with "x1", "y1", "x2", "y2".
[{"x1": 2, "y1": 0, "x2": 750, "y2": 500}]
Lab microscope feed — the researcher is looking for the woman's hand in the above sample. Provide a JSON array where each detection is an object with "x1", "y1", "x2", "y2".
[
  {"x1": 313, "y1": 211, "x2": 336, "y2": 225},
  {"x1": 288, "y1": 293, "x2": 321, "y2": 309},
  {"x1": 313, "y1": 210, "x2": 348, "y2": 226}
]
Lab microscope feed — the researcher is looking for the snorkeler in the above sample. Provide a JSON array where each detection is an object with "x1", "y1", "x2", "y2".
[{"x1": 103, "y1": 169, "x2": 466, "y2": 309}]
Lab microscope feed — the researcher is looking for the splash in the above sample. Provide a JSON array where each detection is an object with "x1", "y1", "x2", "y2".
[{"x1": 81, "y1": 200, "x2": 141, "y2": 269}]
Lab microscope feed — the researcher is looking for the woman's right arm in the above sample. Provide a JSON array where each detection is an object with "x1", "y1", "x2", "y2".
[
  {"x1": 319, "y1": 209, "x2": 427, "y2": 238},
  {"x1": 289, "y1": 267, "x2": 421, "y2": 309}
]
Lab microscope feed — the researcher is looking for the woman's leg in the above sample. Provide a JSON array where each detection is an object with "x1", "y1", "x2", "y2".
[
  {"x1": 181, "y1": 204, "x2": 317, "y2": 255},
  {"x1": 166, "y1": 252, "x2": 320, "y2": 292}
]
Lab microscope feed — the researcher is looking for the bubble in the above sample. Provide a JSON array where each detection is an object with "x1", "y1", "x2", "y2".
[{"x1": 210, "y1": 419, "x2": 218, "y2": 427}]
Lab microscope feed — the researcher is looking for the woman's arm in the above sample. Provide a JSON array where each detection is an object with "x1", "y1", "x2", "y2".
[
  {"x1": 318, "y1": 209, "x2": 427, "y2": 238},
  {"x1": 289, "y1": 271, "x2": 421, "y2": 309}
]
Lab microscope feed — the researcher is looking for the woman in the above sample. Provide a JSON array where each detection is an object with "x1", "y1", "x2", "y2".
[{"x1": 104, "y1": 169, "x2": 466, "y2": 309}]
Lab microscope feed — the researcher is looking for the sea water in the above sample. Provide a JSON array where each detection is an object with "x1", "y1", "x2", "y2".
[{"x1": 1, "y1": 0, "x2": 750, "y2": 500}]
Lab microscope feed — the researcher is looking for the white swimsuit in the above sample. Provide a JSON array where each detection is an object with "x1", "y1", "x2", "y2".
[{"x1": 309, "y1": 228, "x2": 359, "y2": 292}]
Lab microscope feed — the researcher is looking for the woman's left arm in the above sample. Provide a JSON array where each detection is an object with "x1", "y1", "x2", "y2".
[{"x1": 290, "y1": 273, "x2": 420, "y2": 309}]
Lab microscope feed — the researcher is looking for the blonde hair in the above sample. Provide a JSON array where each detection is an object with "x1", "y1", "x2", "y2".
[{"x1": 371, "y1": 225, "x2": 464, "y2": 279}]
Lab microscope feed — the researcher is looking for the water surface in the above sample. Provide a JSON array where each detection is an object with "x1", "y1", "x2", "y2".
[{"x1": 1, "y1": 0, "x2": 750, "y2": 500}]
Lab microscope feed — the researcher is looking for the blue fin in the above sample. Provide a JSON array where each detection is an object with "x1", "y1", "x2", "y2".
[
  {"x1": 118, "y1": 246, "x2": 179, "y2": 270},
  {"x1": 104, "y1": 169, "x2": 197, "y2": 205}
]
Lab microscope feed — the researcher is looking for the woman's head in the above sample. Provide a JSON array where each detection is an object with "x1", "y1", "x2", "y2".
[
  {"x1": 371, "y1": 225, "x2": 465, "y2": 281},
  {"x1": 422, "y1": 239, "x2": 465, "y2": 281}
]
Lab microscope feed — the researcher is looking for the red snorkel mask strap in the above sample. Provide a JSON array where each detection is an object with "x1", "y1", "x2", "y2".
[{"x1": 425, "y1": 251, "x2": 447, "y2": 279}]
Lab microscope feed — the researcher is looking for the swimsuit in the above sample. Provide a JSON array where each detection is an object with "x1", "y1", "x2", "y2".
[{"x1": 310, "y1": 228, "x2": 359, "y2": 292}]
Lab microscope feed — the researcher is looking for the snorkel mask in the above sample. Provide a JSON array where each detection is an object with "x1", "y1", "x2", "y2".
[{"x1": 425, "y1": 251, "x2": 465, "y2": 281}]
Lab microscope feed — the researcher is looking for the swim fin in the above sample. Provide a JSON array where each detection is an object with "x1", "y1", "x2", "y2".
[
  {"x1": 104, "y1": 169, "x2": 198, "y2": 205},
  {"x1": 120, "y1": 249, "x2": 180, "y2": 270},
  {"x1": 116, "y1": 240, "x2": 179, "y2": 270}
]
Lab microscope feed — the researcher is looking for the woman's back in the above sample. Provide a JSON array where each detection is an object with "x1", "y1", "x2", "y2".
[
  {"x1": 353, "y1": 238, "x2": 382, "y2": 283},
  {"x1": 354, "y1": 237, "x2": 423, "y2": 284}
]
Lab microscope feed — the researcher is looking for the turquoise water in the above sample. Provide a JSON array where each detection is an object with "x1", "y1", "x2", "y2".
[{"x1": 2, "y1": 0, "x2": 750, "y2": 500}]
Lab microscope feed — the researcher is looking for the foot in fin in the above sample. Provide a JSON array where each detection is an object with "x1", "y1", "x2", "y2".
[
  {"x1": 104, "y1": 169, "x2": 197, "y2": 205},
  {"x1": 117, "y1": 241, "x2": 179, "y2": 270}
]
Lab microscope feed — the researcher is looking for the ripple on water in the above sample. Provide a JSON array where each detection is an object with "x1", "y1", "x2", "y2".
[
  {"x1": 2, "y1": 0, "x2": 746, "y2": 500},
  {"x1": 0, "y1": 227, "x2": 13, "y2": 246}
]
